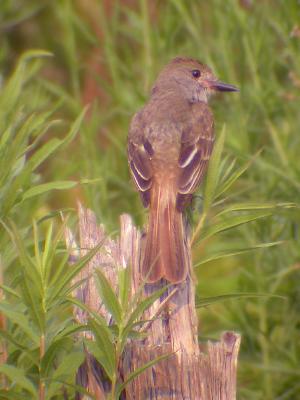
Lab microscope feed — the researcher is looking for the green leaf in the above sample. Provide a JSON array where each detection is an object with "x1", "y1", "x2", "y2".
[
  {"x1": 65, "y1": 299, "x2": 116, "y2": 382},
  {"x1": 48, "y1": 241, "x2": 104, "y2": 303},
  {"x1": 94, "y1": 269, "x2": 122, "y2": 325},
  {"x1": 2, "y1": 220, "x2": 46, "y2": 332},
  {"x1": 18, "y1": 49, "x2": 53, "y2": 63},
  {"x1": 121, "y1": 286, "x2": 168, "y2": 352},
  {"x1": 21, "y1": 180, "x2": 78, "y2": 201},
  {"x1": 0, "y1": 329, "x2": 28, "y2": 352},
  {"x1": 118, "y1": 267, "x2": 130, "y2": 310},
  {"x1": 53, "y1": 323, "x2": 86, "y2": 342},
  {"x1": 129, "y1": 285, "x2": 168, "y2": 326},
  {"x1": 47, "y1": 382, "x2": 95, "y2": 400},
  {"x1": 38, "y1": 79, "x2": 80, "y2": 113},
  {"x1": 41, "y1": 221, "x2": 54, "y2": 279},
  {"x1": 28, "y1": 138, "x2": 63, "y2": 172},
  {"x1": 3, "y1": 107, "x2": 87, "y2": 214},
  {"x1": 215, "y1": 202, "x2": 297, "y2": 217},
  {"x1": 41, "y1": 337, "x2": 73, "y2": 377},
  {"x1": 1, "y1": 219, "x2": 37, "y2": 279},
  {"x1": 216, "y1": 149, "x2": 262, "y2": 199},
  {"x1": 256, "y1": 157, "x2": 300, "y2": 191},
  {"x1": 46, "y1": 351, "x2": 85, "y2": 400},
  {"x1": 0, "y1": 284, "x2": 20, "y2": 299},
  {"x1": 1, "y1": 140, "x2": 61, "y2": 215},
  {"x1": 19, "y1": 275, "x2": 45, "y2": 333},
  {"x1": 45, "y1": 216, "x2": 70, "y2": 282},
  {"x1": 86, "y1": 320, "x2": 116, "y2": 381},
  {"x1": 0, "y1": 302, "x2": 39, "y2": 344},
  {"x1": 194, "y1": 241, "x2": 283, "y2": 267},
  {"x1": 63, "y1": 105, "x2": 89, "y2": 147},
  {"x1": 0, "y1": 390, "x2": 28, "y2": 400},
  {"x1": 199, "y1": 212, "x2": 271, "y2": 242},
  {"x1": 66, "y1": 297, "x2": 111, "y2": 329},
  {"x1": 0, "y1": 364, "x2": 37, "y2": 396},
  {"x1": 203, "y1": 124, "x2": 226, "y2": 212},
  {"x1": 0, "y1": 50, "x2": 52, "y2": 126},
  {"x1": 195, "y1": 292, "x2": 285, "y2": 308}
]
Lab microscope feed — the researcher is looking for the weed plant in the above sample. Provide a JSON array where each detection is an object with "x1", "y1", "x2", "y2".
[{"x1": 0, "y1": 1, "x2": 299, "y2": 399}]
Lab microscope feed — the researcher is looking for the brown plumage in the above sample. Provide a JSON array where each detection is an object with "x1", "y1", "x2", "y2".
[{"x1": 127, "y1": 57, "x2": 238, "y2": 283}]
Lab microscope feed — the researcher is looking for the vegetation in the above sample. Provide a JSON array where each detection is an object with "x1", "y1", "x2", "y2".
[{"x1": 0, "y1": 1, "x2": 299, "y2": 399}]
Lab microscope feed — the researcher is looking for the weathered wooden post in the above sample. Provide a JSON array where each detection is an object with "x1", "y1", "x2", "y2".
[{"x1": 65, "y1": 203, "x2": 241, "y2": 399}]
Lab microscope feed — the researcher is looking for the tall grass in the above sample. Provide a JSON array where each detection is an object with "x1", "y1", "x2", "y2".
[{"x1": 0, "y1": 1, "x2": 299, "y2": 399}]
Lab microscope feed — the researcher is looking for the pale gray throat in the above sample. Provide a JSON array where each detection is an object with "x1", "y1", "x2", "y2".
[
  {"x1": 192, "y1": 88, "x2": 209, "y2": 104},
  {"x1": 172, "y1": 77, "x2": 209, "y2": 104}
]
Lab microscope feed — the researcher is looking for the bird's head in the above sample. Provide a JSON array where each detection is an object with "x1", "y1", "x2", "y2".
[{"x1": 151, "y1": 57, "x2": 238, "y2": 103}]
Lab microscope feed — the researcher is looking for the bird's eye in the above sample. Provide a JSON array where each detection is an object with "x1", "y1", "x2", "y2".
[{"x1": 192, "y1": 69, "x2": 201, "y2": 78}]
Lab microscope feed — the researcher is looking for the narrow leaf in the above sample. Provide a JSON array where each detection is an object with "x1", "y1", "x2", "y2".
[
  {"x1": 22, "y1": 180, "x2": 78, "y2": 201},
  {"x1": 0, "y1": 390, "x2": 27, "y2": 399},
  {"x1": 196, "y1": 292, "x2": 285, "y2": 308},
  {"x1": 86, "y1": 321, "x2": 116, "y2": 381},
  {"x1": 0, "y1": 365, "x2": 37, "y2": 396},
  {"x1": 94, "y1": 269, "x2": 122, "y2": 325},
  {"x1": 199, "y1": 212, "x2": 271, "y2": 242},
  {"x1": 0, "y1": 284, "x2": 20, "y2": 299},
  {"x1": 194, "y1": 241, "x2": 283, "y2": 267},
  {"x1": 20, "y1": 276, "x2": 45, "y2": 333},
  {"x1": 66, "y1": 297, "x2": 113, "y2": 336},
  {"x1": 63, "y1": 105, "x2": 89, "y2": 147},
  {"x1": 28, "y1": 138, "x2": 63, "y2": 171},
  {"x1": 0, "y1": 329, "x2": 27, "y2": 352},
  {"x1": 118, "y1": 267, "x2": 130, "y2": 310},
  {"x1": 49, "y1": 241, "x2": 104, "y2": 302},
  {"x1": 0, "y1": 302, "x2": 39, "y2": 344},
  {"x1": 216, "y1": 149, "x2": 262, "y2": 198},
  {"x1": 116, "y1": 352, "x2": 173, "y2": 397},
  {"x1": 122, "y1": 286, "x2": 168, "y2": 351},
  {"x1": 41, "y1": 337, "x2": 73, "y2": 377},
  {"x1": 46, "y1": 351, "x2": 85, "y2": 399},
  {"x1": 215, "y1": 202, "x2": 296, "y2": 217}
]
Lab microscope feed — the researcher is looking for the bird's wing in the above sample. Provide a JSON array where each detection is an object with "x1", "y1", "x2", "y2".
[
  {"x1": 177, "y1": 103, "x2": 215, "y2": 211},
  {"x1": 127, "y1": 111, "x2": 153, "y2": 207}
]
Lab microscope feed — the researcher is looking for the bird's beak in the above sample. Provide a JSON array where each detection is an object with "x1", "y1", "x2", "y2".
[{"x1": 207, "y1": 80, "x2": 239, "y2": 92}]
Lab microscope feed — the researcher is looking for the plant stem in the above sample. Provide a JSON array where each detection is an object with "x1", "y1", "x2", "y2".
[
  {"x1": 191, "y1": 211, "x2": 207, "y2": 246},
  {"x1": 39, "y1": 334, "x2": 45, "y2": 400}
]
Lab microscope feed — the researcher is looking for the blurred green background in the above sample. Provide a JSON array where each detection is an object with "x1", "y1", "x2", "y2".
[{"x1": 0, "y1": 0, "x2": 300, "y2": 399}]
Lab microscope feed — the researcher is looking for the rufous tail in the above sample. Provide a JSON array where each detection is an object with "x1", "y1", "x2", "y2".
[{"x1": 142, "y1": 183, "x2": 189, "y2": 283}]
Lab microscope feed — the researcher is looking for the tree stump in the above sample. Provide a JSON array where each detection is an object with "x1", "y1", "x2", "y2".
[{"x1": 64, "y1": 203, "x2": 241, "y2": 399}]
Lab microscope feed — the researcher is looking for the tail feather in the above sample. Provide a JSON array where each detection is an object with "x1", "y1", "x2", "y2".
[{"x1": 142, "y1": 183, "x2": 189, "y2": 283}]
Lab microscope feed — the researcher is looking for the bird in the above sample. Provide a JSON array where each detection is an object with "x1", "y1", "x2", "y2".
[{"x1": 127, "y1": 57, "x2": 238, "y2": 284}]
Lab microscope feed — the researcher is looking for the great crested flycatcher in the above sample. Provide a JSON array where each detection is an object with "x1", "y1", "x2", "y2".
[{"x1": 128, "y1": 57, "x2": 238, "y2": 283}]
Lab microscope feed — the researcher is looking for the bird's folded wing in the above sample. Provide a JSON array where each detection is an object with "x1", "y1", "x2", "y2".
[
  {"x1": 127, "y1": 112, "x2": 153, "y2": 207},
  {"x1": 177, "y1": 103, "x2": 215, "y2": 211}
]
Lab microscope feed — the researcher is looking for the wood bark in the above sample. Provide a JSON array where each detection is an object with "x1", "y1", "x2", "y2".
[{"x1": 64, "y1": 203, "x2": 241, "y2": 399}]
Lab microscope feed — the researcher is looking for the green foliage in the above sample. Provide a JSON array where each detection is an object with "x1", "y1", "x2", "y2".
[
  {"x1": 71, "y1": 268, "x2": 169, "y2": 399},
  {"x1": 0, "y1": 0, "x2": 299, "y2": 399},
  {"x1": 0, "y1": 221, "x2": 87, "y2": 398}
]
